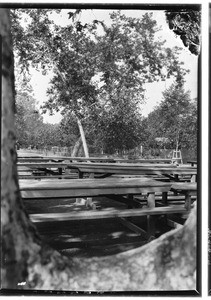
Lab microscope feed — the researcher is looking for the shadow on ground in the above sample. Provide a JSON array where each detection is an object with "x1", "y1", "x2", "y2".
[{"x1": 23, "y1": 196, "x2": 173, "y2": 258}]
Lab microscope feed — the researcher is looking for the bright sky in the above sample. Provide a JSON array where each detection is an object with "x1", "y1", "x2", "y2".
[{"x1": 30, "y1": 9, "x2": 198, "y2": 123}]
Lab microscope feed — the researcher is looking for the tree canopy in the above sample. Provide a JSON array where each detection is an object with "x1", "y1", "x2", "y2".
[
  {"x1": 143, "y1": 82, "x2": 197, "y2": 154},
  {"x1": 10, "y1": 8, "x2": 190, "y2": 154}
]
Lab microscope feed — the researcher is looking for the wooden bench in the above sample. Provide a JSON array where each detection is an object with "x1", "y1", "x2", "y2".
[
  {"x1": 18, "y1": 158, "x2": 64, "y2": 163},
  {"x1": 66, "y1": 162, "x2": 197, "y2": 182},
  {"x1": 32, "y1": 156, "x2": 116, "y2": 163},
  {"x1": 17, "y1": 162, "x2": 68, "y2": 178},
  {"x1": 19, "y1": 178, "x2": 190, "y2": 239},
  {"x1": 114, "y1": 158, "x2": 172, "y2": 164},
  {"x1": 31, "y1": 156, "x2": 172, "y2": 164}
]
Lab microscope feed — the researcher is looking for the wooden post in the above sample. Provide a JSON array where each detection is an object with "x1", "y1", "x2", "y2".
[
  {"x1": 147, "y1": 193, "x2": 156, "y2": 239},
  {"x1": 184, "y1": 191, "x2": 192, "y2": 211},
  {"x1": 76, "y1": 117, "x2": 89, "y2": 158},
  {"x1": 162, "y1": 192, "x2": 168, "y2": 206}
]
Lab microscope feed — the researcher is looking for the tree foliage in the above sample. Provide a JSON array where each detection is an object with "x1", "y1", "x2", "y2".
[
  {"x1": 10, "y1": 9, "x2": 189, "y2": 154},
  {"x1": 143, "y1": 83, "x2": 197, "y2": 153},
  {"x1": 165, "y1": 9, "x2": 201, "y2": 55}
]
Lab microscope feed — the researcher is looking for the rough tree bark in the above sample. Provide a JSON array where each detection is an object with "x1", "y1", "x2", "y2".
[
  {"x1": 76, "y1": 116, "x2": 89, "y2": 158},
  {"x1": 1, "y1": 9, "x2": 197, "y2": 292}
]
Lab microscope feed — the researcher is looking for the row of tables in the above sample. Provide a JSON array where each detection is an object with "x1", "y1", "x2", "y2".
[
  {"x1": 17, "y1": 158, "x2": 197, "y2": 181},
  {"x1": 17, "y1": 155, "x2": 197, "y2": 239}
]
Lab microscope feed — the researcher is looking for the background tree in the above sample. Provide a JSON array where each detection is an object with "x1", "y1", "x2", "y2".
[
  {"x1": 143, "y1": 83, "x2": 197, "y2": 159},
  {"x1": 14, "y1": 72, "x2": 44, "y2": 148}
]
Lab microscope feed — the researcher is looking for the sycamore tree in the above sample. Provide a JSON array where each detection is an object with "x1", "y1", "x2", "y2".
[
  {"x1": 84, "y1": 11, "x2": 189, "y2": 154},
  {"x1": 11, "y1": 8, "x2": 98, "y2": 157}
]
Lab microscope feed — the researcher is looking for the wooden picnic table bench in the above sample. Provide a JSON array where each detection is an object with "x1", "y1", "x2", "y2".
[
  {"x1": 114, "y1": 158, "x2": 172, "y2": 164},
  {"x1": 42, "y1": 156, "x2": 116, "y2": 163},
  {"x1": 18, "y1": 158, "x2": 64, "y2": 163},
  {"x1": 66, "y1": 162, "x2": 197, "y2": 181},
  {"x1": 19, "y1": 177, "x2": 171, "y2": 201},
  {"x1": 54, "y1": 157, "x2": 172, "y2": 164},
  {"x1": 17, "y1": 161, "x2": 174, "y2": 179},
  {"x1": 22, "y1": 156, "x2": 172, "y2": 164},
  {"x1": 18, "y1": 155, "x2": 44, "y2": 159},
  {"x1": 19, "y1": 178, "x2": 191, "y2": 239},
  {"x1": 17, "y1": 162, "x2": 197, "y2": 183},
  {"x1": 17, "y1": 162, "x2": 69, "y2": 177}
]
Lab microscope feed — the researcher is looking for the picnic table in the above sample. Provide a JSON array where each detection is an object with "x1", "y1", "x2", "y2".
[
  {"x1": 66, "y1": 162, "x2": 197, "y2": 182},
  {"x1": 17, "y1": 162, "x2": 197, "y2": 182},
  {"x1": 18, "y1": 158, "x2": 64, "y2": 163},
  {"x1": 18, "y1": 155, "x2": 44, "y2": 159},
  {"x1": 19, "y1": 177, "x2": 187, "y2": 238},
  {"x1": 17, "y1": 162, "x2": 68, "y2": 178},
  {"x1": 34, "y1": 156, "x2": 116, "y2": 163},
  {"x1": 113, "y1": 158, "x2": 172, "y2": 164},
  {"x1": 19, "y1": 156, "x2": 172, "y2": 164}
]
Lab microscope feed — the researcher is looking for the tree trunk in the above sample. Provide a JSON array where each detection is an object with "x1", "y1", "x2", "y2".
[
  {"x1": 55, "y1": 68, "x2": 89, "y2": 158},
  {"x1": 76, "y1": 116, "x2": 89, "y2": 158},
  {"x1": 1, "y1": 9, "x2": 197, "y2": 292},
  {"x1": 71, "y1": 136, "x2": 82, "y2": 157}
]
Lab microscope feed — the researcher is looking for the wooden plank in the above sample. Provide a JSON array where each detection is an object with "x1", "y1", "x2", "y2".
[
  {"x1": 17, "y1": 162, "x2": 70, "y2": 168},
  {"x1": 114, "y1": 158, "x2": 172, "y2": 164},
  {"x1": 20, "y1": 185, "x2": 171, "y2": 199},
  {"x1": 19, "y1": 178, "x2": 172, "y2": 199},
  {"x1": 67, "y1": 163, "x2": 197, "y2": 176},
  {"x1": 18, "y1": 155, "x2": 43, "y2": 159},
  {"x1": 18, "y1": 158, "x2": 64, "y2": 163},
  {"x1": 31, "y1": 156, "x2": 172, "y2": 164},
  {"x1": 19, "y1": 177, "x2": 172, "y2": 189},
  {"x1": 171, "y1": 182, "x2": 197, "y2": 195},
  {"x1": 36, "y1": 156, "x2": 116, "y2": 163},
  {"x1": 171, "y1": 182, "x2": 197, "y2": 190},
  {"x1": 18, "y1": 174, "x2": 78, "y2": 180},
  {"x1": 29, "y1": 206, "x2": 188, "y2": 223}
]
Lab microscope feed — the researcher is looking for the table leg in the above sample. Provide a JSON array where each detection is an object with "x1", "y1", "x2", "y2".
[
  {"x1": 184, "y1": 191, "x2": 191, "y2": 211},
  {"x1": 147, "y1": 192, "x2": 155, "y2": 208},
  {"x1": 174, "y1": 174, "x2": 179, "y2": 181},
  {"x1": 162, "y1": 192, "x2": 168, "y2": 206},
  {"x1": 147, "y1": 192, "x2": 155, "y2": 239},
  {"x1": 127, "y1": 194, "x2": 134, "y2": 209},
  {"x1": 191, "y1": 175, "x2": 196, "y2": 182}
]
